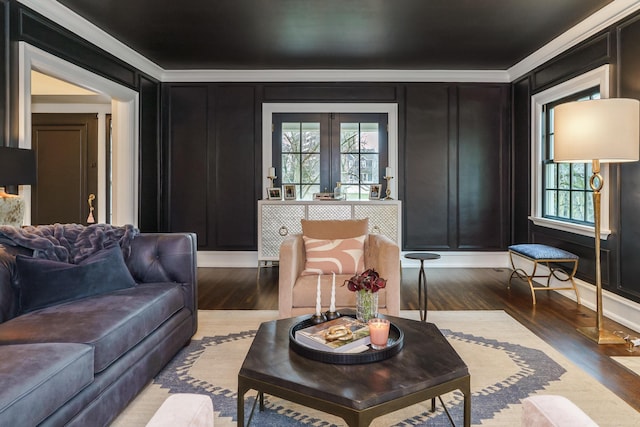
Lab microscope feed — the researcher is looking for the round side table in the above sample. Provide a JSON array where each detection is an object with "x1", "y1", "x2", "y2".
[{"x1": 404, "y1": 252, "x2": 441, "y2": 321}]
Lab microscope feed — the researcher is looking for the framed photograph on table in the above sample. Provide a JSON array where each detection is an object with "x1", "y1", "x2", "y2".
[
  {"x1": 369, "y1": 184, "x2": 381, "y2": 200},
  {"x1": 268, "y1": 187, "x2": 282, "y2": 200},
  {"x1": 283, "y1": 184, "x2": 296, "y2": 200}
]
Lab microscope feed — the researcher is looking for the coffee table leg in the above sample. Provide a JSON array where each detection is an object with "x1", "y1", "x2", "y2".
[
  {"x1": 463, "y1": 377, "x2": 471, "y2": 427},
  {"x1": 237, "y1": 382, "x2": 247, "y2": 427},
  {"x1": 418, "y1": 260, "x2": 427, "y2": 321}
]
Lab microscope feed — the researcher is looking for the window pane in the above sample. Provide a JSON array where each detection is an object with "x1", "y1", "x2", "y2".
[
  {"x1": 281, "y1": 123, "x2": 300, "y2": 152},
  {"x1": 558, "y1": 163, "x2": 570, "y2": 189},
  {"x1": 342, "y1": 184, "x2": 363, "y2": 200},
  {"x1": 545, "y1": 163, "x2": 556, "y2": 188},
  {"x1": 281, "y1": 153, "x2": 299, "y2": 182},
  {"x1": 300, "y1": 122, "x2": 320, "y2": 152},
  {"x1": 340, "y1": 123, "x2": 359, "y2": 152},
  {"x1": 341, "y1": 154, "x2": 359, "y2": 183},
  {"x1": 558, "y1": 191, "x2": 570, "y2": 218},
  {"x1": 571, "y1": 164, "x2": 585, "y2": 190},
  {"x1": 360, "y1": 154, "x2": 379, "y2": 184},
  {"x1": 299, "y1": 184, "x2": 320, "y2": 201},
  {"x1": 360, "y1": 123, "x2": 379, "y2": 151},
  {"x1": 571, "y1": 191, "x2": 585, "y2": 221},
  {"x1": 545, "y1": 190, "x2": 557, "y2": 216},
  {"x1": 301, "y1": 153, "x2": 320, "y2": 184},
  {"x1": 586, "y1": 193, "x2": 594, "y2": 222}
]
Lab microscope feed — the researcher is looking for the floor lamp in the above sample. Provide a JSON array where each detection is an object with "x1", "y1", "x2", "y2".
[{"x1": 554, "y1": 98, "x2": 640, "y2": 344}]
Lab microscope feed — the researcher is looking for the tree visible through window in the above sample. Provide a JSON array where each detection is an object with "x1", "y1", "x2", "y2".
[{"x1": 543, "y1": 88, "x2": 600, "y2": 224}]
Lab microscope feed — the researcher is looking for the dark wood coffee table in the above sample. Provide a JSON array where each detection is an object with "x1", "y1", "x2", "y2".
[{"x1": 237, "y1": 313, "x2": 470, "y2": 427}]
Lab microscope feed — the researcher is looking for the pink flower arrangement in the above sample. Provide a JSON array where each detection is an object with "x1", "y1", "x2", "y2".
[{"x1": 344, "y1": 269, "x2": 387, "y2": 293}]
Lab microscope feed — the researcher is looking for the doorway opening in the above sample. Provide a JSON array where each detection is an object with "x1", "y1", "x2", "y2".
[{"x1": 18, "y1": 42, "x2": 139, "y2": 226}]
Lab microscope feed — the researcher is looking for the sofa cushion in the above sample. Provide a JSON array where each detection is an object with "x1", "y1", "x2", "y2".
[
  {"x1": 0, "y1": 282, "x2": 184, "y2": 373},
  {"x1": 301, "y1": 235, "x2": 365, "y2": 275},
  {"x1": 301, "y1": 218, "x2": 369, "y2": 239},
  {"x1": 0, "y1": 343, "x2": 93, "y2": 426},
  {"x1": 16, "y1": 245, "x2": 136, "y2": 313}
]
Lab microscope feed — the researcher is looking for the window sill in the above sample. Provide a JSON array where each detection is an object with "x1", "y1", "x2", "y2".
[{"x1": 528, "y1": 216, "x2": 611, "y2": 240}]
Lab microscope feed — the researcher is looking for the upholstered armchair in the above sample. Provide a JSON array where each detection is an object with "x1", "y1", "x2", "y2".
[{"x1": 278, "y1": 218, "x2": 401, "y2": 318}]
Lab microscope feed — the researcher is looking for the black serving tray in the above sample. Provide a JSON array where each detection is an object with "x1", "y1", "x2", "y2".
[{"x1": 289, "y1": 315, "x2": 404, "y2": 364}]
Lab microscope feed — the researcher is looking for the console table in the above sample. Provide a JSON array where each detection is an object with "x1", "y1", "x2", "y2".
[{"x1": 257, "y1": 200, "x2": 402, "y2": 263}]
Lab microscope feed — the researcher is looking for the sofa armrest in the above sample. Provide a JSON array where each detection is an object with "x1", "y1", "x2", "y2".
[
  {"x1": 365, "y1": 234, "x2": 401, "y2": 316},
  {"x1": 126, "y1": 233, "x2": 198, "y2": 326},
  {"x1": 278, "y1": 234, "x2": 305, "y2": 318}
]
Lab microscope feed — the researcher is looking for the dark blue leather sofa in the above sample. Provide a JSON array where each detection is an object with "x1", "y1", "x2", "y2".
[{"x1": 0, "y1": 232, "x2": 198, "y2": 426}]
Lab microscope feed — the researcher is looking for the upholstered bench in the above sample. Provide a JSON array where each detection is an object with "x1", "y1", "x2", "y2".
[
  {"x1": 508, "y1": 244, "x2": 581, "y2": 305},
  {"x1": 522, "y1": 395, "x2": 598, "y2": 426},
  {"x1": 146, "y1": 394, "x2": 213, "y2": 427}
]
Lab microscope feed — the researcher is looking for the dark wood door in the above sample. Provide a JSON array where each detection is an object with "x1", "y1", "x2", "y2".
[{"x1": 31, "y1": 113, "x2": 99, "y2": 225}]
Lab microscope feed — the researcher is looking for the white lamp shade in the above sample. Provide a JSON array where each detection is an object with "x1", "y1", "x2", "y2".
[{"x1": 554, "y1": 98, "x2": 640, "y2": 163}]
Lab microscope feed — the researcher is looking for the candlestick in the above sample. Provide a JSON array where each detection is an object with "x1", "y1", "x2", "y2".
[
  {"x1": 383, "y1": 176, "x2": 394, "y2": 200},
  {"x1": 311, "y1": 274, "x2": 327, "y2": 324},
  {"x1": 316, "y1": 274, "x2": 321, "y2": 315},
  {"x1": 330, "y1": 272, "x2": 336, "y2": 312},
  {"x1": 325, "y1": 272, "x2": 340, "y2": 320},
  {"x1": 266, "y1": 166, "x2": 277, "y2": 199}
]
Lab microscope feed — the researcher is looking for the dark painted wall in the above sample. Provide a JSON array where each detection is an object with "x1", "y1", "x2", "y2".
[
  {"x1": 161, "y1": 82, "x2": 511, "y2": 252},
  {"x1": 512, "y1": 11, "x2": 640, "y2": 303},
  {"x1": 5, "y1": 0, "x2": 640, "y2": 306}
]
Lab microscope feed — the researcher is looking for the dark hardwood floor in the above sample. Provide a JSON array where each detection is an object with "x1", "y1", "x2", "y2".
[{"x1": 198, "y1": 266, "x2": 640, "y2": 412}]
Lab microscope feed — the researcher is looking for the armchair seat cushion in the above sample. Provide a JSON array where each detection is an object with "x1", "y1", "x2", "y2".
[{"x1": 292, "y1": 273, "x2": 387, "y2": 309}]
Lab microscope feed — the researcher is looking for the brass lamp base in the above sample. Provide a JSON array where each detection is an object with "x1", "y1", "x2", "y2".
[{"x1": 577, "y1": 326, "x2": 626, "y2": 345}]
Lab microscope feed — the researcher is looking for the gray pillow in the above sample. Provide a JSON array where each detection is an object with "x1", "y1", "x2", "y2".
[{"x1": 16, "y1": 245, "x2": 136, "y2": 313}]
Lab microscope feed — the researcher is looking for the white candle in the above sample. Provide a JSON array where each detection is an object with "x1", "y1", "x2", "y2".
[
  {"x1": 268, "y1": 167, "x2": 276, "y2": 177},
  {"x1": 330, "y1": 272, "x2": 336, "y2": 312},
  {"x1": 316, "y1": 274, "x2": 322, "y2": 315},
  {"x1": 385, "y1": 167, "x2": 392, "y2": 178}
]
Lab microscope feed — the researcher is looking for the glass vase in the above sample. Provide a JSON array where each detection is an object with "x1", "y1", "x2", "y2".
[{"x1": 356, "y1": 290, "x2": 378, "y2": 322}]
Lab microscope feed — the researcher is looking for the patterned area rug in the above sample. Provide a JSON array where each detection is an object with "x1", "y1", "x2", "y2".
[{"x1": 112, "y1": 310, "x2": 640, "y2": 426}]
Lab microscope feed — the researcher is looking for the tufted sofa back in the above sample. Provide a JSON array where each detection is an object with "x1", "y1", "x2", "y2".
[{"x1": 0, "y1": 233, "x2": 198, "y2": 331}]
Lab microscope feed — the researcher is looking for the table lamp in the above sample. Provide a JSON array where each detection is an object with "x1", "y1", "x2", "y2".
[
  {"x1": 554, "y1": 98, "x2": 639, "y2": 344},
  {"x1": 0, "y1": 146, "x2": 36, "y2": 227}
]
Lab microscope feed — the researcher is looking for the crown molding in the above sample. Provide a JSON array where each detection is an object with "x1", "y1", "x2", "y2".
[
  {"x1": 18, "y1": 0, "x2": 640, "y2": 84},
  {"x1": 161, "y1": 69, "x2": 510, "y2": 83},
  {"x1": 17, "y1": 0, "x2": 165, "y2": 80},
  {"x1": 508, "y1": 0, "x2": 640, "y2": 81}
]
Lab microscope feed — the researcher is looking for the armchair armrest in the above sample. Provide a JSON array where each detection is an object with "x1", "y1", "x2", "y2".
[
  {"x1": 278, "y1": 234, "x2": 305, "y2": 318},
  {"x1": 365, "y1": 234, "x2": 401, "y2": 316}
]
